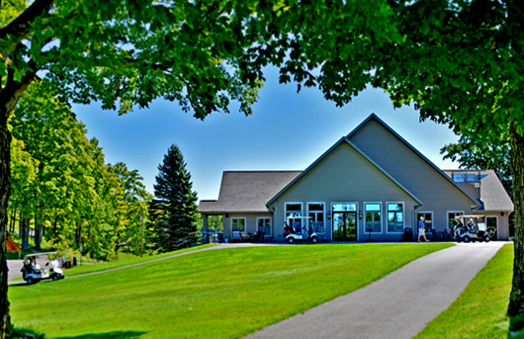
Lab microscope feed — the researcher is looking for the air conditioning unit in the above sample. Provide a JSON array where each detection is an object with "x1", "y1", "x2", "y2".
[{"x1": 474, "y1": 183, "x2": 480, "y2": 188}]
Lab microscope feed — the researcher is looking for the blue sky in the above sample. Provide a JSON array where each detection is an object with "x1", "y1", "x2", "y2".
[{"x1": 73, "y1": 67, "x2": 460, "y2": 201}]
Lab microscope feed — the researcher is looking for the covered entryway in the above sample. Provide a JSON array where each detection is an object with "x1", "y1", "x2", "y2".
[{"x1": 332, "y1": 203, "x2": 357, "y2": 241}]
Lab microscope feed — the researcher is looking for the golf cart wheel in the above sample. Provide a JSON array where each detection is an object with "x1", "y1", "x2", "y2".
[
  {"x1": 484, "y1": 235, "x2": 491, "y2": 242},
  {"x1": 463, "y1": 235, "x2": 470, "y2": 243},
  {"x1": 52, "y1": 274, "x2": 59, "y2": 281},
  {"x1": 311, "y1": 236, "x2": 318, "y2": 244},
  {"x1": 287, "y1": 237, "x2": 295, "y2": 244},
  {"x1": 26, "y1": 277, "x2": 34, "y2": 285}
]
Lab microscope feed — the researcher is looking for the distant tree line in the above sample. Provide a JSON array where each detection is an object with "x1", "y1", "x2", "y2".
[
  {"x1": 8, "y1": 82, "x2": 200, "y2": 259},
  {"x1": 8, "y1": 82, "x2": 153, "y2": 260}
]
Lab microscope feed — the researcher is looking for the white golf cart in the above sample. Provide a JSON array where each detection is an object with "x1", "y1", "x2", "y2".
[
  {"x1": 453, "y1": 215, "x2": 493, "y2": 243},
  {"x1": 21, "y1": 252, "x2": 65, "y2": 284},
  {"x1": 283, "y1": 216, "x2": 319, "y2": 244}
]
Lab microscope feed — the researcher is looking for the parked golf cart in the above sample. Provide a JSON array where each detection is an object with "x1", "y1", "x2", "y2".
[
  {"x1": 453, "y1": 215, "x2": 493, "y2": 243},
  {"x1": 284, "y1": 216, "x2": 319, "y2": 244},
  {"x1": 21, "y1": 252, "x2": 65, "y2": 284}
]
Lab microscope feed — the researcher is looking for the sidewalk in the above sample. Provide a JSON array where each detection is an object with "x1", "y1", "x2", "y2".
[{"x1": 248, "y1": 242, "x2": 505, "y2": 339}]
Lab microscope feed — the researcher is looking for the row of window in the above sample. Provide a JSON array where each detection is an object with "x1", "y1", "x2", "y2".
[
  {"x1": 229, "y1": 209, "x2": 492, "y2": 237},
  {"x1": 285, "y1": 202, "x2": 405, "y2": 234}
]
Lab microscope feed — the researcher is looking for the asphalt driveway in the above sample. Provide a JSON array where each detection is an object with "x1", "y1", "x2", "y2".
[{"x1": 248, "y1": 242, "x2": 505, "y2": 339}]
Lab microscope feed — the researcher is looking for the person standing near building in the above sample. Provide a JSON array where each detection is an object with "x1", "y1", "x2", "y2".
[{"x1": 418, "y1": 217, "x2": 429, "y2": 242}]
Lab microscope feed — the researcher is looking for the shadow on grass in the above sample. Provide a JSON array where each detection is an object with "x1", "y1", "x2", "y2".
[{"x1": 53, "y1": 331, "x2": 147, "y2": 339}]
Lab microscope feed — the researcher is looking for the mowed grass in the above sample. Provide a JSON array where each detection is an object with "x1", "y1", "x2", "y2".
[
  {"x1": 415, "y1": 243, "x2": 513, "y2": 339},
  {"x1": 63, "y1": 244, "x2": 218, "y2": 277},
  {"x1": 9, "y1": 244, "x2": 218, "y2": 281},
  {"x1": 9, "y1": 243, "x2": 451, "y2": 339}
]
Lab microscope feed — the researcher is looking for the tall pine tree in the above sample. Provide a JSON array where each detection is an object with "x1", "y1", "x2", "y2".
[{"x1": 153, "y1": 145, "x2": 198, "y2": 252}]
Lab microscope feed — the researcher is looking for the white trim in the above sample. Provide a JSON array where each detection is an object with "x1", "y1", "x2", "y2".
[
  {"x1": 331, "y1": 202, "x2": 359, "y2": 241},
  {"x1": 364, "y1": 202, "x2": 383, "y2": 234},
  {"x1": 307, "y1": 201, "x2": 326, "y2": 234},
  {"x1": 230, "y1": 217, "x2": 246, "y2": 234},
  {"x1": 386, "y1": 201, "x2": 405, "y2": 234},
  {"x1": 256, "y1": 216, "x2": 272, "y2": 237},
  {"x1": 446, "y1": 210, "x2": 465, "y2": 229}
]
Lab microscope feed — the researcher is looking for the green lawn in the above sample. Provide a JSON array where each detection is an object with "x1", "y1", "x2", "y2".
[
  {"x1": 414, "y1": 243, "x2": 513, "y2": 339},
  {"x1": 9, "y1": 244, "x2": 218, "y2": 281},
  {"x1": 62, "y1": 244, "x2": 218, "y2": 277},
  {"x1": 9, "y1": 243, "x2": 450, "y2": 339}
]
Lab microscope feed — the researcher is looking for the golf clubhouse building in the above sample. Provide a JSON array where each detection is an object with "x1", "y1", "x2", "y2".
[{"x1": 199, "y1": 114, "x2": 514, "y2": 242}]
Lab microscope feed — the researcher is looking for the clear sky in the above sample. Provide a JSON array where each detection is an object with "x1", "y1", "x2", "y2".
[{"x1": 73, "y1": 66, "x2": 460, "y2": 202}]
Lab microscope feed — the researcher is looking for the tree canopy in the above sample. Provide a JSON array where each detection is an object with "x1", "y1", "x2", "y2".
[{"x1": 9, "y1": 81, "x2": 152, "y2": 260}]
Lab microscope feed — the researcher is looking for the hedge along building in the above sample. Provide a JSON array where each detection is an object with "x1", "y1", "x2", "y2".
[{"x1": 199, "y1": 114, "x2": 513, "y2": 242}]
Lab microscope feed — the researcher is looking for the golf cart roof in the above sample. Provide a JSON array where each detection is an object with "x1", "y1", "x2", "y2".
[{"x1": 23, "y1": 252, "x2": 57, "y2": 259}]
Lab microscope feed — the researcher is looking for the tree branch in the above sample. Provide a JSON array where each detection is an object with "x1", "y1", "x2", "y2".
[
  {"x1": 0, "y1": 0, "x2": 55, "y2": 43},
  {"x1": 0, "y1": 59, "x2": 37, "y2": 120}
]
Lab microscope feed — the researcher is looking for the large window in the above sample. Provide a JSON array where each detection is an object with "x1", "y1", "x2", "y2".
[
  {"x1": 365, "y1": 203, "x2": 381, "y2": 233},
  {"x1": 387, "y1": 203, "x2": 404, "y2": 233},
  {"x1": 308, "y1": 203, "x2": 325, "y2": 233},
  {"x1": 257, "y1": 217, "x2": 271, "y2": 236},
  {"x1": 231, "y1": 218, "x2": 246, "y2": 233},
  {"x1": 416, "y1": 212, "x2": 433, "y2": 232},
  {"x1": 448, "y1": 211, "x2": 464, "y2": 228},
  {"x1": 285, "y1": 203, "x2": 303, "y2": 232}
]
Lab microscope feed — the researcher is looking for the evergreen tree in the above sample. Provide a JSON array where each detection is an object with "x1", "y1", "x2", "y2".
[{"x1": 153, "y1": 145, "x2": 198, "y2": 252}]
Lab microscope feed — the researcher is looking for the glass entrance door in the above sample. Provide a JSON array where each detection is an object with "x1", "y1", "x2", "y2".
[{"x1": 332, "y1": 203, "x2": 357, "y2": 241}]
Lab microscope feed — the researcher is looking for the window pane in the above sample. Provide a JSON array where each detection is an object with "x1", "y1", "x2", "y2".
[
  {"x1": 366, "y1": 204, "x2": 380, "y2": 212},
  {"x1": 387, "y1": 203, "x2": 402, "y2": 211},
  {"x1": 309, "y1": 204, "x2": 323, "y2": 211},
  {"x1": 333, "y1": 204, "x2": 356, "y2": 212},
  {"x1": 232, "y1": 218, "x2": 245, "y2": 232}
]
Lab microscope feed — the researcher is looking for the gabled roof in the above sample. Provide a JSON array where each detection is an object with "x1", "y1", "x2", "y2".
[
  {"x1": 347, "y1": 113, "x2": 480, "y2": 208},
  {"x1": 443, "y1": 170, "x2": 514, "y2": 212},
  {"x1": 266, "y1": 137, "x2": 423, "y2": 206},
  {"x1": 199, "y1": 171, "x2": 302, "y2": 213}
]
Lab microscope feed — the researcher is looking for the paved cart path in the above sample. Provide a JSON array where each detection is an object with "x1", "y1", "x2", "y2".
[{"x1": 248, "y1": 242, "x2": 505, "y2": 339}]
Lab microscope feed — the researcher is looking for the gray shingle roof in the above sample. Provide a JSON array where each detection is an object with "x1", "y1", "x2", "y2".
[
  {"x1": 443, "y1": 170, "x2": 514, "y2": 212},
  {"x1": 199, "y1": 171, "x2": 302, "y2": 213}
]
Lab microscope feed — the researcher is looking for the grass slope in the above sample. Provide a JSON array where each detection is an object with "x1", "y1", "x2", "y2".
[
  {"x1": 9, "y1": 243, "x2": 451, "y2": 339},
  {"x1": 9, "y1": 244, "x2": 218, "y2": 281},
  {"x1": 414, "y1": 243, "x2": 513, "y2": 339}
]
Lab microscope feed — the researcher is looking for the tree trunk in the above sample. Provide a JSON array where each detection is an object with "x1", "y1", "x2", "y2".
[
  {"x1": 20, "y1": 217, "x2": 29, "y2": 251},
  {"x1": 34, "y1": 223, "x2": 42, "y2": 250},
  {"x1": 0, "y1": 117, "x2": 11, "y2": 337},
  {"x1": 8, "y1": 210, "x2": 14, "y2": 234},
  {"x1": 34, "y1": 210, "x2": 42, "y2": 250},
  {"x1": 508, "y1": 123, "x2": 524, "y2": 329}
]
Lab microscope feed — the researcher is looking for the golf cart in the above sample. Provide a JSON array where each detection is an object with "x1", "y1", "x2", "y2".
[
  {"x1": 21, "y1": 252, "x2": 65, "y2": 284},
  {"x1": 453, "y1": 215, "x2": 493, "y2": 243},
  {"x1": 283, "y1": 216, "x2": 319, "y2": 244}
]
